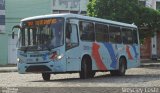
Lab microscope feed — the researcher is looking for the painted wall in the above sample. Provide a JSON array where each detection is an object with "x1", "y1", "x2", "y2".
[
  {"x1": 4, "y1": 0, "x2": 52, "y2": 64},
  {"x1": 6, "y1": 0, "x2": 53, "y2": 34},
  {"x1": 140, "y1": 37, "x2": 151, "y2": 59},
  {"x1": 0, "y1": 0, "x2": 7, "y2": 65},
  {"x1": 0, "y1": 34, "x2": 8, "y2": 65}
]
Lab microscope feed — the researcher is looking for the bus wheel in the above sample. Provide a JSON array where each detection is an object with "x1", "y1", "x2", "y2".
[
  {"x1": 42, "y1": 73, "x2": 51, "y2": 81},
  {"x1": 79, "y1": 58, "x2": 93, "y2": 79},
  {"x1": 90, "y1": 71, "x2": 96, "y2": 78},
  {"x1": 110, "y1": 58, "x2": 126, "y2": 76},
  {"x1": 80, "y1": 58, "x2": 88, "y2": 79}
]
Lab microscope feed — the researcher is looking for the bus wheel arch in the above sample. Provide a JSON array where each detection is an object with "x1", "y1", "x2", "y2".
[
  {"x1": 119, "y1": 56, "x2": 127, "y2": 75},
  {"x1": 119, "y1": 56, "x2": 127, "y2": 69},
  {"x1": 79, "y1": 54, "x2": 95, "y2": 79},
  {"x1": 110, "y1": 56, "x2": 127, "y2": 76}
]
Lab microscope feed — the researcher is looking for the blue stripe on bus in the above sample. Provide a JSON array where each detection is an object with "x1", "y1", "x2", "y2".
[
  {"x1": 132, "y1": 45, "x2": 138, "y2": 58},
  {"x1": 103, "y1": 43, "x2": 117, "y2": 68},
  {"x1": 0, "y1": 15, "x2": 5, "y2": 25}
]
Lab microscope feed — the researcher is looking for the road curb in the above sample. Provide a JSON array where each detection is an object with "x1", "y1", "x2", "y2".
[
  {"x1": 140, "y1": 63, "x2": 160, "y2": 68},
  {"x1": 0, "y1": 67, "x2": 17, "y2": 73}
]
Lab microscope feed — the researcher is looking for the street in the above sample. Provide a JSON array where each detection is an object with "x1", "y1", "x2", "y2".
[{"x1": 0, "y1": 67, "x2": 160, "y2": 87}]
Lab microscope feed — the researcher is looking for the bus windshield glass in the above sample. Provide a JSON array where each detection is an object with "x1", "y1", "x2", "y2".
[{"x1": 18, "y1": 18, "x2": 64, "y2": 51}]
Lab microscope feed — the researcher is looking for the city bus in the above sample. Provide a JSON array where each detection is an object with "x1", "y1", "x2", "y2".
[{"x1": 12, "y1": 13, "x2": 140, "y2": 81}]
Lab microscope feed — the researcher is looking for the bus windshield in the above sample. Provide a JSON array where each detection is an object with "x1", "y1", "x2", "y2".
[{"x1": 18, "y1": 18, "x2": 64, "y2": 51}]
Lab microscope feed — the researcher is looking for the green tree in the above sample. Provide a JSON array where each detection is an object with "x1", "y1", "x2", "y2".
[{"x1": 87, "y1": 0, "x2": 160, "y2": 42}]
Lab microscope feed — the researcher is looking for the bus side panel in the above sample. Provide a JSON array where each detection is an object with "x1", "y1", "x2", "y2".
[
  {"x1": 101, "y1": 43, "x2": 125, "y2": 70},
  {"x1": 91, "y1": 42, "x2": 120, "y2": 71},
  {"x1": 125, "y1": 44, "x2": 140, "y2": 68},
  {"x1": 80, "y1": 42, "x2": 98, "y2": 71},
  {"x1": 65, "y1": 46, "x2": 82, "y2": 71}
]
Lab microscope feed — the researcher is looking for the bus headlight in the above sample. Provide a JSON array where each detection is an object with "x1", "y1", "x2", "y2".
[
  {"x1": 57, "y1": 55, "x2": 63, "y2": 60},
  {"x1": 17, "y1": 58, "x2": 20, "y2": 62},
  {"x1": 17, "y1": 58, "x2": 23, "y2": 63},
  {"x1": 50, "y1": 53, "x2": 64, "y2": 61}
]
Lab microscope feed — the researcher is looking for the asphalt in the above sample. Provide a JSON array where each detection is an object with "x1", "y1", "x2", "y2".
[{"x1": 0, "y1": 59, "x2": 160, "y2": 73}]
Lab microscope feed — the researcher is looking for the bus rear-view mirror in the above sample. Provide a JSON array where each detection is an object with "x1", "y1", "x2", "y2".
[{"x1": 12, "y1": 25, "x2": 21, "y2": 39}]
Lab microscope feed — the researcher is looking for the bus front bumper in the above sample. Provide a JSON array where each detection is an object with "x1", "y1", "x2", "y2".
[{"x1": 17, "y1": 61, "x2": 65, "y2": 74}]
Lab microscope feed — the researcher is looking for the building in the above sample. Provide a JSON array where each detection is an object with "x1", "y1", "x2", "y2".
[
  {"x1": 139, "y1": 0, "x2": 160, "y2": 59},
  {"x1": 0, "y1": 0, "x2": 7, "y2": 65},
  {"x1": 0, "y1": 0, "x2": 53, "y2": 65},
  {"x1": 52, "y1": 0, "x2": 89, "y2": 15},
  {"x1": 0, "y1": 0, "x2": 89, "y2": 65}
]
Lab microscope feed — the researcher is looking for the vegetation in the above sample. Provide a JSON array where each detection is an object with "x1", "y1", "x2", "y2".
[{"x1": 87, "y1": 0, "x2": 160, "y2": 42}]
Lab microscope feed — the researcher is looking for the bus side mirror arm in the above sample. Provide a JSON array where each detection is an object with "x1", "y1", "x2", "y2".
[
  {"x1": 12, "y1": 32, "x2": 15, "y2": 39},
  {"x1": 12, "y1": 25, "x2": 21, "y2": 39}
]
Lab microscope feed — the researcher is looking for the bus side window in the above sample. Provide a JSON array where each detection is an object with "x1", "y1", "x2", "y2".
[
  {"x1": 95, "y1": 23, "x2": 109, "y2": 42},
  {"x1": 109, "y1": 26, "x2": 122, "y2": 43},
  {"x1": 79, "y1": 21, "x2": 95, "y2": 41},
  {"x1": 133, "y1": 29, "x2": 138, "y2": 44},
  {"x1": 122, "y1": 28, "x2": 133, "y2": 44},
  {"x1": 66, "y1": 23, "x2": 79, "y2": 49}
]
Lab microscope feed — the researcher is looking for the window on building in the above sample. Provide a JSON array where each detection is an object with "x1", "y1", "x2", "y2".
[
  {"x1": 79, "y1": 21, "x2": 95, "y2": 41},
  {"x1": 53, "y1": 10, "x2": 59, "y2": 14},
  {"x1": 156, "y1": 2, "x2": 160, "y2": 11},
  {"x1": 70, "y1": 11, "x2": 78, "y2": 14},
  {"x1": 109, "y1": 26, "x2": 122, "y2": 43},
  {"x1": 139, "y1": 1, "x2": 146, "y2": 7},
  {"x1": 59, "y1": 10, "x2": 70, "y2": 13},
  {"x1": 95, "y1": 23, "x2": 109, "y2": 42}
]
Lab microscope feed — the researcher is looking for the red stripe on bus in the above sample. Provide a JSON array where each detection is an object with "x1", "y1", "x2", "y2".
[
  {"x1": 126, "y1": 45, "x2": 133, "y2": 60},
  {"x1": 92, "y1": 43, "x2": 107, "y2": 70}
]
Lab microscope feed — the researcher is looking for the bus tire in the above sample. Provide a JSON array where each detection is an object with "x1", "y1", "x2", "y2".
[
  {"x1": 90, "y1": 71, "x2": 96, "y2": 78},
  {"x1": 42, "y1": 73, "x2": 51, "y2": 81},
  {"x1": 80, "y1": 58, "x2": 88, "y2": 79},
  {"x1": 79, "y1": 57, "x2": 94, "y2": 79},
  {"x1": 110, "y1": 58, "x2": 126, "y2": 76}
]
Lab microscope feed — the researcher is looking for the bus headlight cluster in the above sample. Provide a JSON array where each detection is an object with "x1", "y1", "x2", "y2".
[
  {"x1": 50, "y1": 53, "x2": 64, "y2": 61},
  {"x1": 17, "y1": 58, "x2": 20, "y2": 62},
  {"x1": 57, "y1": 55, "x2": 63, "y2": 60},
  {"x1": 17, "y1": 58, "x2": 23, "y2": 63}
]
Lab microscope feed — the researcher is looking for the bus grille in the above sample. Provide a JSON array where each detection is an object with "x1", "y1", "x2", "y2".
[{"x1": 26, "y1": 65, "x2": 51, "y2": 72}]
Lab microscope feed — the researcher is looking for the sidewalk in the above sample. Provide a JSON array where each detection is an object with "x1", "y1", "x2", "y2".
[
  {"x1": 140, "y1": 59, "x2": 160, "y2": 67},
  {"x1": 0, "y1": 64, "x2": 17, "y2": 73},
  {"x1": 0, "y1": 59, "x2": 160, "y2": 73}
]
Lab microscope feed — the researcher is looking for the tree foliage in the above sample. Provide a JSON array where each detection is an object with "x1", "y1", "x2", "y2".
[{"x1": 87, "y1": 0, "x2": 160, "y2": 41}]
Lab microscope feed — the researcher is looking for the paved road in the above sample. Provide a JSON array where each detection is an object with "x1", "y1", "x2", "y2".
[{"x1": 0, "y1": 67, "x2": 160, "y2": 88}]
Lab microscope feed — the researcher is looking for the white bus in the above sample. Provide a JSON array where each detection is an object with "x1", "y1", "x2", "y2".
[{"x1": 12, "y1": 13, "x2": 140, "y2": 81}]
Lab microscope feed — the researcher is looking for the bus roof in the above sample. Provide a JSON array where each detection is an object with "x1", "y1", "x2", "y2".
[{"x1": 21, "y1": 13, "x2": 137, "y2": 28}]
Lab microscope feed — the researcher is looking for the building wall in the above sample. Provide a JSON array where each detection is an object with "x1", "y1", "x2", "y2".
[
  {"x1": 52, "y1": 0, "x2": 89, "y2": 14},
  {"x1": 157, "y1": 32, "x2": 160, "y2": 57},
  {"x1": 0, "y1": 0, "x2": 7, "y2": 65},
  {"x1": 0, "y1": 34, "x2": 8, "y2": 65},
  {"x1": 5, "y1": 0, "x2": 53, "y2": 64},
  {"x1": 140, "y1": 37, "x2": 151, "y2": 59},
  {"x1": 6, "y1": 0, "x2": 53, "y2": 34},
  {"x1": 139, "y1": 0, "x2": 160, "y2": 59}
]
